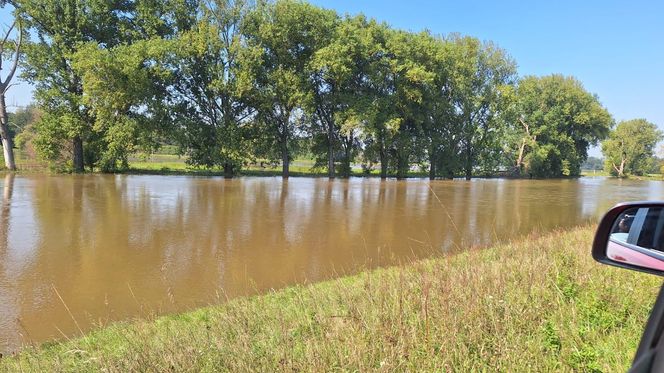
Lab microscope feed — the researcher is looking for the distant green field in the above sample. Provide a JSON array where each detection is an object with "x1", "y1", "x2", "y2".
[
  {"x1": 580, "y1": 169, "x2": 610, "y2": 177},
  {"x1": 126, "y1": 153, "x2": 432, "y2": 178},
  {"x1": 581, "y1": 169, "x2": 664, "y2": 180},
  {"x1": 127, "y1": 154, "x2": 331, "y2": 176},
  {"x1": 4, "y1": 151, "x2": 663, "y2": 181}
]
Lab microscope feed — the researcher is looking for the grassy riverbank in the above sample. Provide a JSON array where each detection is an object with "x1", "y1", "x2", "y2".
[
  {"x1": 127, "y1": 155, "x2": 425, "y2": 178},
  {"x1": 1, "y1": 151, "x2": 434, "y2": 178},
  {"x1": 7, "y1": 151, "x2": 664, "y2": 180},
  {"x1": 581, "y1": 170, "x2": 664, "y2": 180},
  {"x1": 1, "y1": 225, "x2": 661, "y2": 372}
]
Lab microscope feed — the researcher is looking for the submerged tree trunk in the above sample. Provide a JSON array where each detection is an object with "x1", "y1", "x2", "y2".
[
  {"x1": 396, "y1": 151, "x2": 407, "y2": 180},
  {"x1": 327, "y1": 119, "x2": 335, "y2": 179},
  {"x1": 73, "y1": 136, "x2": 84, "y2": 173},
  {"x1": 281, "y1": 140, "x2": 289, "y2": 179},
  {"x1": 429, "y1": 146, "x2": 437, "y2": 180},
  {"x1": 0, "y1": 86, "x2": 16, "y2": 171},
  {"x1": 379, "y1": 143, "x2": 387, "y2": 180},
  {"x1": 0, "y1": 21, "x2": 20, "y2": 172},
  {"x1": 341, "y1": 143, "x2": 351, "y2": 178},
  {"x1": 464, "y1": 146, "x2": 472, "y2": 181},
  {"x1": 276, "y1": 110, "x2": 291, "y2": 179},
  {"x1": 223, "y1": 163, "x2": 234, "y2": 178},
  {"x1": 0, "y1": 95, "x2": 16, "y2": 170},
  {"x1": 395, "y1": 132, "x2": 407, "y2": 180},
  {"x1": 612, "y1": 155, "x2": 626, "y2": 178}
]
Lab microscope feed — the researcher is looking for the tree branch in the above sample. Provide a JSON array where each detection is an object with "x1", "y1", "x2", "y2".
[
  {"x1": 0, "y1": 19, "x2": 21, "y2": 90},
  {"x1": 518, "y1": 117, "x2": 530, "y2": 136},
  {"x1": 2, "y1": 82, "x2": 18, "y2": 94},
  {"x1": 0, "y1": 19, "x2": 16, "y2": 50}
]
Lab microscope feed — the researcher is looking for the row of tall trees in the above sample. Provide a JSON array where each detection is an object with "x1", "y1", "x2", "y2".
[{"x1": 3, "y1": 0, "x2": 615, "y2": 179}]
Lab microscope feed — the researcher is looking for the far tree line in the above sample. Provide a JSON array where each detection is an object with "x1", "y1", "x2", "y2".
[{"x1": 0, "y1": 0, "x2": 659, "y2": 179}]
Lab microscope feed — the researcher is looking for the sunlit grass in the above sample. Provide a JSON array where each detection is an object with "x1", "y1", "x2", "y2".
[
  {"x1": 1, "y1": 225, "x2": 659, "y2": 372},
  {"x1": 632, "y1": 174, "x2": 664, "y2": 181},
  {"x1": 580, "y1": 170, "x2": 664, "y2": 180},
  {"x1": 580, "y1": 170, "x2": 611, "y2": 177},
  {"x1": 125, "y1": 154, "x2": 433, "y2": 178},
  {"x1": 0, "y1": 150, "x2": 48, "y2": 172},
  {"x1": 127, "y1": 155, "x2": 373, "y2": 177}
]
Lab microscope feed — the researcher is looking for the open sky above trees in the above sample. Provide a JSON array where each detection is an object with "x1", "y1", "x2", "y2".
[{"x1": 3, "y1": 0, "x2": 664, "y2": 157}]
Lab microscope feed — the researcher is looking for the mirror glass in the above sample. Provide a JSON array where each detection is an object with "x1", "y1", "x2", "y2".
[{"x1": 607, "y1": 207, "x2": 664, "y2": 271}]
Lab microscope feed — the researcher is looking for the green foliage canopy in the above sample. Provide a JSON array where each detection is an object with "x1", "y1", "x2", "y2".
[
  {"x1": 12, "y1": 0, "x2": 625, "y2": 179},
  {"x1": 602, "y1": 119, "x2": 663, "y2": 177},
  {"x1": 240, "y1": 0, "x2": 337, "y2": 177},
  {"x1": 16, "y1": 0, "x2": 196, "y2": 171},
  {"x1": 512, "y1": 75, "x2": 613, "y2": 178}
]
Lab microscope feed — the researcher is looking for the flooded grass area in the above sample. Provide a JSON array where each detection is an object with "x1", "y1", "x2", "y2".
[{"x1": 1, "y1": 225, "x2": 659, "y2": 371}]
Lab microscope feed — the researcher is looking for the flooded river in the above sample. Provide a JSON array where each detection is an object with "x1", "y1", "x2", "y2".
[{"x1": 1, "y1": 174, "x2": 663, "y2": 352}]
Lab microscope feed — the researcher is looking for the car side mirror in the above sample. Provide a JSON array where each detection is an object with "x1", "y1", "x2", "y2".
[{"x1": 593, "y1": 202, "x2": 664, "y2": 276}]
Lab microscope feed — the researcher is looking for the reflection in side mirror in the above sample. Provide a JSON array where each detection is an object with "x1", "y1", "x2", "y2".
[{"x1": 594, "y1": 203, "x2": 664, "y2": 276}]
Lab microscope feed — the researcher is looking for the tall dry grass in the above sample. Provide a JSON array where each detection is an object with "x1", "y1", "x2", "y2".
[{"x1": 1, "y1": 225, "x2": 660, "y2": 372}]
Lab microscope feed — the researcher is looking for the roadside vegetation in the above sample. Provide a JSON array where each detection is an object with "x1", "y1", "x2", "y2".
[{"x1": 1, "y1": 225, "x2": 659, "y2": 372}]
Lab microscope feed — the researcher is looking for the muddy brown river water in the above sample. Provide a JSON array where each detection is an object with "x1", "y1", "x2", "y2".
[{"x1": 1, "y1": 174, "x2": 663, "y2": 353}]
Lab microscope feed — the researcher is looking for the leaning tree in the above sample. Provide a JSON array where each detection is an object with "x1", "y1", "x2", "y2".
[{"x1": 0, "y1": 11, "x2": 22, "y2": 170}]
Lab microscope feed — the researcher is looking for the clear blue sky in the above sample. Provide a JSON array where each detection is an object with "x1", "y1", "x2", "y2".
[{"x1": 2, "y1": 1, "x2": 663, "y2": 156}]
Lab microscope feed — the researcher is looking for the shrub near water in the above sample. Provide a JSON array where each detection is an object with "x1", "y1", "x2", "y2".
[{"x1": 1, "y1": 225, "x2": 661, "y2": 372}]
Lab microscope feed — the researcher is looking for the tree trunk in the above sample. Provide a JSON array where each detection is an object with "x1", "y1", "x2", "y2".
[
  {"x1": 223, "y1": 163, "x2": 234, "y2": 178},
  {"x1": 396, "y1": 153, "x2": 407, "y2": 180},
  {"x1": 515, "y1": 138, "x2": 526, "y2": 175},
  {"x1": 515, "y1": 118, "x2": 533, "y2": 176},
  {"x1": 0, "y1": 95, "x2": 16, "y2": 171},
  {"x1": 281, "y1": 140, "x2": 289, "y2": 179},
  {"x1": 342, "y1": 143, "x2": 351, "y2": 178},
  {"x1": 429, "y1": 146, "x2": 437, "y2": 180},
  {"x1": 73, "y1": 136, "x2": 84, "y2": 173},
  {"x1": 0, "y1": 137, "x2": 15, "y2": 171},
  {"x1": 327, "y1": 120, "x2": 335, "y2": 179},
  {"x1": 613, "y1": 156, "x2": 626, "y2": 178},
  {"x1": 379, "y1": 144, "x2": 387, "y2": 180},
  {"x1": 0, "y1": 21, "x2": 20, "y2": 172},
  {"x1": 464, "y1": 146, "x2": 472, "y2": 181}
]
